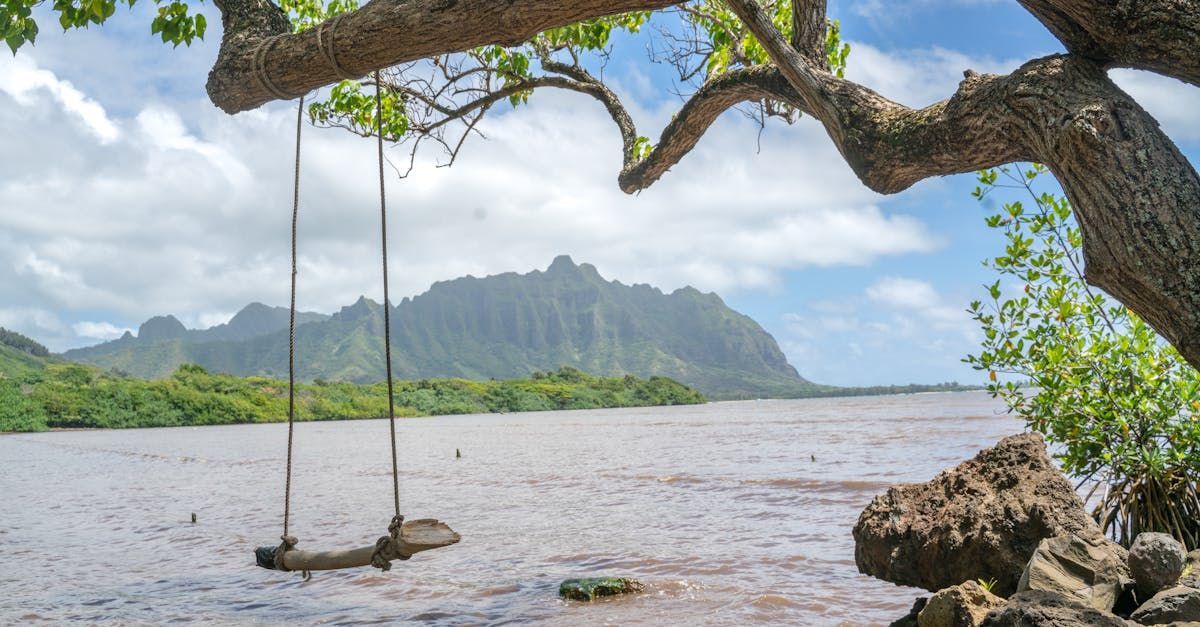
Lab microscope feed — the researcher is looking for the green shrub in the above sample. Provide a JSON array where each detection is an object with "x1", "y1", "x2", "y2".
[{"x1": 966, "y1": 164, "x2": 1200, "y2": 549}]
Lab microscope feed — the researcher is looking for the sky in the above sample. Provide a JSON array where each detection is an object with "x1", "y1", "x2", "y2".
[{"x1": 2, "y1": 0, "x2": 1199, "y2": 386}]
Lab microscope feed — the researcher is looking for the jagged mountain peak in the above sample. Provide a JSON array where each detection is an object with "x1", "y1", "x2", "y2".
[
  {"x1": 137, "y1": 315, "x2": 187, "y2": 342},
  {"x1": 65, "y1": 257, "x2": 810, "y2": 398}
]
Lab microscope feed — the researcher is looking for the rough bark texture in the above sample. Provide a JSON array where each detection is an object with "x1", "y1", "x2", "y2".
[
  {"x1": 207, "y1": 0, "x2": 679, "y2": 112},
  {"x1": 726, "y1": 0, "x2": 1200, "y2": 369},
  {"x1": 790, "y1": 0, "x2": 827, "y2": 65},
  {"x1": 1017, "y1": 0, "x2": 1200, "y2": 87},
  {"x1": 206, "y1": 0, "x2": 1200, "y2": 369}
]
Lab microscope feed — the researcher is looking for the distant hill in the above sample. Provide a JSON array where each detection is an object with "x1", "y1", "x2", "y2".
[
  {"x1": 64, "y1": 256, "x2": 816, "y2": 398},
  {"x1": 0, "y1": 328, "x2": 51, "y2": 377}
]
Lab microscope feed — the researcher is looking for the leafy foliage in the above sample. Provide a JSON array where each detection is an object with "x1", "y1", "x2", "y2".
[
  {"x1": 2, "y1": 0, "x2": 206, "y2": 52},
  {"x1": 966, "y1": 164, "x2": 1200, "y2": 549},
  {"x1": 0, "y1": 361, "x2": 705, "y2": 432}
]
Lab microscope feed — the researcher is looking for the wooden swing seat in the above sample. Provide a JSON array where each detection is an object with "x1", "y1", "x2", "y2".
[{"x1": 256, "y1": 518, "x2": 460, "y2": 572}]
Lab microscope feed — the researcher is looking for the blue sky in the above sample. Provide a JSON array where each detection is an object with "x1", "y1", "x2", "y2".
[{"x1": 1, "y1": 0, "x2": 1198, "y2": 386}]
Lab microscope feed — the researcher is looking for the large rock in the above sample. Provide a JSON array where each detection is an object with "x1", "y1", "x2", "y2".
[
  {"x1": 1129, "y1": 533, "x2": 1188, "y2": 599},
  {"x1": 1017, "y1": 532, "x2": 1131, "y2": 612},
  {"x1": 979, "y1": 590, "x2": 1133, "y2": 626},
  {"x1": 918, "y1": 581, "x2": 1005, "y2": 627},
  {"x1": 1130, "y1": 586, "x2": 1200, "y2": 625},
  {"x1": 1178, "y1": 550, "x2": 1200, "y2": 589},
  {"x1": 889, "y1": 597, "x2": 928, "y2": 627},
  {"x1": 854, "y1": 433, "x2": 1099, "y2": 595}
]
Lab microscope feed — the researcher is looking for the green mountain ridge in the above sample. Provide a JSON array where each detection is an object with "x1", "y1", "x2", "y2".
[{"x1": 64, "y1": 256, "x2": 815, "y2": 399}]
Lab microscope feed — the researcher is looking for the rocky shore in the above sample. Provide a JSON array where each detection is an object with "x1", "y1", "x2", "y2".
[{"x1": 853, "y1": 433, "x2": 1200, "y2": 626}]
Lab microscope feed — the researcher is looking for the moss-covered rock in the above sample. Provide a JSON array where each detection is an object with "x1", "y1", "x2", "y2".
[{"x1": 558, "y1": 577, "x2": 644, "y2": 601}]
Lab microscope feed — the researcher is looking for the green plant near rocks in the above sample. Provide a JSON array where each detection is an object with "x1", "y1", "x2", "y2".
[{"x1": 965, "y1": 163, "x2": 1200, "y2": 550}]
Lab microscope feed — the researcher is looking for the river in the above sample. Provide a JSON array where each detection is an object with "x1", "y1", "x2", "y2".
[{"x1": 0, "y1": 391, "x2": 1021, "y2": 625}]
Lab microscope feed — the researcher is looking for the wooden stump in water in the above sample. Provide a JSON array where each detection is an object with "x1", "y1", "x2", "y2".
[{"x1": 558, "y1": 577, "x2": 644, "y2": 601}]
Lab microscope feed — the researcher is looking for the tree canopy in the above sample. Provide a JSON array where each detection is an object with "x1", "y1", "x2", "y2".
[{"x1": 4, "y1": 0, "x2": 1200, "y2": 369}]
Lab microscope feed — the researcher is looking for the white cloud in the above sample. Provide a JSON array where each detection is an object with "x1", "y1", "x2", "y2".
[
  {"x1": 0, "y1": 49, "x2": 948, "y2": 354},
  {"x1": 72, "y1": 321, "x2": 133, "y2": 340},
  {"x1": 844, "y1": 42, "x2": 1025, "y2": 107},
  {"x1": 0, "y1": 53, "x2": 119, "y2": 143},
  {"x1": 866, "y1": 276, "x2": 973, "y2": 335},
  {"x1": 779, "y1": 277, "x2": 980, "y2": 385},
  {"x1": 866, "y1": 276, "x2": 940, "y2": 309},
  {"x1": 0, "y1": 308, "x2": 69, "y2": 347}
]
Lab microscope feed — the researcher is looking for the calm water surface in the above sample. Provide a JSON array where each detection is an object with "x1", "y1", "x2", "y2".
[{"x1": 1, "y1": 391, "x2": 1019, "y2": 625}]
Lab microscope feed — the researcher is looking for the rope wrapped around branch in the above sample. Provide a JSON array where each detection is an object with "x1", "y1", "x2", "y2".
[{"x1": 370, "y1": 515, "x2": 411, "y2": 571}]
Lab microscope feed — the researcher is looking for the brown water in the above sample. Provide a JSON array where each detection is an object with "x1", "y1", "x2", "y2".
[{"x1": 0, "y1": 391, "x2": 1019, "y2": 625}]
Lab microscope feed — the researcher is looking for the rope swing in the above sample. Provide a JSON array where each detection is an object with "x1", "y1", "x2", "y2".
[{"x1": 254, "y1": 60, "x2": 460, "y2": 578}]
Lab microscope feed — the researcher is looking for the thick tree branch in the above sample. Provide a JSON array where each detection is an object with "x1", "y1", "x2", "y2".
[
  {"x1": 1017, "y1": 0, "x2": 1200, "y2": 87},
  {"x1": 726, "y1": 0, "x2": 1200, "y2": 367},
  {"x1": 790, "y1": 0, "x2": 827, "y2": 65},
  {"x1": 206, "y1": 0, "x2": 1200, "y2": 366},
  {"x1": 207, "y1": 0, "x2": 679, "y2": 113}
]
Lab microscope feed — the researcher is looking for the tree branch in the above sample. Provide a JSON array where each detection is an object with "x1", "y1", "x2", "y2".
[
  {"x1": 207, "y1": 0, "x2": 679, "y2": 113},
  {"x1": 725, "y1": 0, "x2": 1200, "y2": 367},
  {"x1": 620, "y1": 66, "x2": 799, "y2": 192},
  {"x1": 790, "y1": 0, "x2": 827, "y2": 64},
  {"x1": 1017, "y1": 0, "x2": 1200, "y2": 87}
]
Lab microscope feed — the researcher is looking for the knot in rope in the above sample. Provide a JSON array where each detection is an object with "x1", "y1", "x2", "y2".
[
  {"x1": 251, "y1": 34, "x2": 297, "y2": 101},
  {"x1": 274, "y1": 535, "x2": 312, "y2": 580},
  {"x1": 369, "y1": 514, "x2": 408, "y2": 571}
]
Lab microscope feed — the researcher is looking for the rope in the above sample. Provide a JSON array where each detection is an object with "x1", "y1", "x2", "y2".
[
  {"x1": 375, "y1": 70, "x2": 402, "y2": 523},
  {"x1": 370, "y1": 514, "x2": 409, "y2": 571},
  {"x1": 252, "y1": 35, "x2": 295, "y2": 101},
  {"x1": 282, "y1": 94, "x2": 305, "y2": 542},
  {"x1": 317, "y1": 15, "x2": 359, "y2": 81}
]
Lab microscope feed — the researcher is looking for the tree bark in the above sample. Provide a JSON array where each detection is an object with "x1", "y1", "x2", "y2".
[
  {"x1": 1017, "y1": 0, "x2": 1200, "y2": 87},
  {"x1": 207, "y1": 0, "x2": 678, "y2": 113},
  {"x1": 726, "y1": 0, "x2": 1200, "y2": 366}
]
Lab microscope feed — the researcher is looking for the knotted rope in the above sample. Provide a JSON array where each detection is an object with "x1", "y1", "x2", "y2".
[
  {"x1": 274, "y1": 535, "x2": 311, "y2": 581},
  {"x1": 370, "y1": 515, "x2": 410, "y2": 571},
  {"x1": 317, "y1": 14, "x2": 360, "y2": 81},
  {"x1": 251, "y1": 34, "x2": 295, "y2": 101}
]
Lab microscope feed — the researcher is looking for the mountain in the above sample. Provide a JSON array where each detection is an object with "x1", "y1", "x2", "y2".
[
  {"x1": 64, "y1": 256, "x2": 815, "y2": 398},
  {"x1": 66, "y1": 303, "x2": 329, "y2": 373}
]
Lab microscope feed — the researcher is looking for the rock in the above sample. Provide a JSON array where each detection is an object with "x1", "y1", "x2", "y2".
[
  {"x1": 890, "y1": 597, "x2": 928, "y2": 627},
  {"x1": 979, "y1": 590, "x2": 1133, "y2": 626},
  {"x1": 1178, "y1": 550, "x2": 1200, "y2": 589},
  {"x1": 558, "y1": 577, "x2": 643, "y2": 601},
  {"x1": 1017, "y1": 532, "x2": 1131, "y2": 612},
  {"x1": 1130, "y1": 586, "x2": 1200, "y2": 624},
  {"x1": 854, "y1": 433, "x2": 1099, "y2": 595},
  {"x1": 1130, "y1": 533, "x2": 1188, "y2": 599},
  {"x1": 917, "y1": 581, "x2": 1005, "y2": 627}
]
